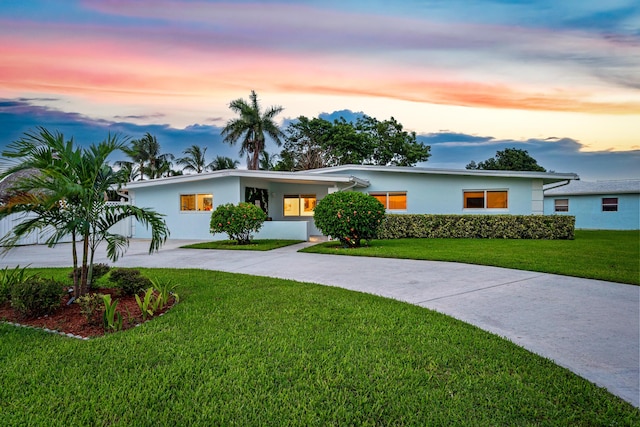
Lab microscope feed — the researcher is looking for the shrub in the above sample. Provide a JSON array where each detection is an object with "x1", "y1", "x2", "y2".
[
  {"x1": 0, "y1": 265, "x2": 36, "y2": 304},
  {"x1": 10, "y1": 276, "x2": 64, "y2": 317},
  {"x1": 314, "y1": 191, "x2": 386, "y2": 248},
  {"x1": 210, "y1": 202, "x2": 267, "y2": 245},
  {"x1": 68, "y1": 263, "x2": 111, "y2": 287},
  {"x1": 108, "y1": 268, "x2": 152, "y2": 295},
  {"x1": 76, "y1": 293, "x2": 105, "y2": 324},
  {"x1": 377, "y1": 214, "x2": 575, "y2": 240}
]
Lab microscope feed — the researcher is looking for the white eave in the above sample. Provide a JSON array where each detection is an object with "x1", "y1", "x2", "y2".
[
  {"x1": 123, "y1": 169, "x2": 370, "y2": 190},
  {"x1": 304, "y1": 164, "x2": 579, "y2": 184}
]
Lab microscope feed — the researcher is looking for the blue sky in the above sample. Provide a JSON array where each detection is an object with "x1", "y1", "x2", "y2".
[{"x1": 0, "y1": 0, "x2": 638, "y2": 179}]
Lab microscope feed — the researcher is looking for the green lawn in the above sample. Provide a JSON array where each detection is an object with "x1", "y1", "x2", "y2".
[
  {"x1": 181, "y1": 239, "x2": 304, "y2": 251},
  {"x1": 1, "y1": 268, "x2": 638, "y2": 426},
  {"x1": 301, "y1": 230, "x2": 640, "y2": 285}
]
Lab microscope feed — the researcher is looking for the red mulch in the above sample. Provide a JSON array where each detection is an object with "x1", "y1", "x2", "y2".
[{"x1": 0, "y1": 288, "x2": 176, "y2": 338}]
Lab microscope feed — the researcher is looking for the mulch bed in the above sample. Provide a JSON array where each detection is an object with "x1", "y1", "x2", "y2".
[{"x1": 0, "y1": 288, "x2": 176, "y2": 339}]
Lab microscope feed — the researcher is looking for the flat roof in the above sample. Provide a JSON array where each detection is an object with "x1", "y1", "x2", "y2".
[{"x1": 545, "y1": 179, "x2": 640, "y2": 196}]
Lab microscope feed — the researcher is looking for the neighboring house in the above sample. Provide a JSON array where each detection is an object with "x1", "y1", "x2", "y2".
[
  {"x1": 544, "y1": 180, "x2": 640, "y2": 230},
  {"x1": 124, "y1": 165, "x2": 578, "y2": 241}
]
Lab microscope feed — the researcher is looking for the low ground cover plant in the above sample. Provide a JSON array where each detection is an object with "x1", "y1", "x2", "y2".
[
  {"x1": 0, "y1": 268, "x2": 637, "y2": 425},
  {"x1": 314, "y1": 191, "x2": 385, "y2": 248},
  {"x1": 210, "y1": 202, "x2": 267, "y2": 245}
]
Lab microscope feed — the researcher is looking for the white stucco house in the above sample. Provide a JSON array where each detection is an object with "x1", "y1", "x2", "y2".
[
  {"x1": 544, "y1": 180, "x2": 640, "y2": 230},
  {"x1": 123, "y1": 165, "x2": 579, "y2": 241}
]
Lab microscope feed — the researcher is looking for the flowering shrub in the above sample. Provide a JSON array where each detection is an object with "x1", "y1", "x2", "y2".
[
  {"x1": 210, "y1": 202, "x2": 267, "y2": 245},
  {"x1": 314, "y1": 191, "x2": 385, "y2": 248}
]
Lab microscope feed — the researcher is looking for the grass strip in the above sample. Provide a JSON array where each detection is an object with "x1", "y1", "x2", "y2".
[
  {"x1": 181, "y1": 239, "x2": 304, "y2": 251},
  {"x1": 300, "y1": 230, "x2": 639, "y2": 285},
  {"x1": 1, "y1": 268, "x2": 638, "y2": 426}
]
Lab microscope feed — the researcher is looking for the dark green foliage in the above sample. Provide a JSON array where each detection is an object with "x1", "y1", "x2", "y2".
[
  {"x1": 314, "y1": 191, "x2": 386, "y2": 247},
  {"x1": 210, "y1": 202, "x2": 268, "y2": 244},
  {"x1": 0, "y1": 265, "x2": 35, "y2": 304},
  {"x1": 108, "y1": 268, "x2": 152, "y2": 295},
  {"x1": 377, "y1": 214, "x2": 575, "y2": 240},
  {"x1": 9, "y1": 276, "x2": 64, "y2": 317},
  {"x1": 466, "y1": 147, "x2": 546, "y2": 171},
  {"x1": 68, "y1": 263, "x2": 111, "y2": 287}
]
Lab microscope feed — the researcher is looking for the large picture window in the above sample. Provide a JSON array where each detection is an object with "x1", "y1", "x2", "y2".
[
  {"x1": 602, "y1": 197, "x2": 618, "y2": 212},
  {"x1": 284, "y1": 194, "x2": 316, "y2": 216},
  {"x1": 554, "y1": 199, "x2": 569, "y2": 212},
  {"x1": 463, "y1": 190, "x2": 508, "y2": 209},
  {"x1": 370, "y1": 192, "x2": 407, "y2": 210},
  {"x1": 180, "y1": 194, "x2": 213, "y2": 211}
]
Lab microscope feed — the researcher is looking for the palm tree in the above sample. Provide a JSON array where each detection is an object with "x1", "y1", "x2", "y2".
[
  {"x1": 124, "y1": 133, "x2": 174, "y2": 180},
  {"x1": 259, "y1": 151, "x2": 278, "y2": 171},
  {"x1": 209, "y1": 156, "x2": 239, "y2": 171},
  {"x1": 0, "y1": 127, "x2": 170, "y2": 296},
  {"x1": 221, "y1": 90, "x2": 285, "y2": 170},
  {"x1": 177, "y1": 145, "x2": 209, "y2": 174}
]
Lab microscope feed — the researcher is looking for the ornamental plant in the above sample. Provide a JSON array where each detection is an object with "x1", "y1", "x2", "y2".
[
  {"x1": 210, "y1": 202, "x2": 267, "y2": 245},
  {"x1": 314, "y1": 191, "x2": 385, "y2": 248}
]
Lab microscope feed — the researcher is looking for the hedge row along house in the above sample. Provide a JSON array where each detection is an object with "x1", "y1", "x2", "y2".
[{"x1": 123, "y1": 165, "x2": 580, "y2": 241}]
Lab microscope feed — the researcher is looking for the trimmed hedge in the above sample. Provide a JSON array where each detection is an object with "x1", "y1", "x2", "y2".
[{"x1": 377, "y1": 214, "x2": 575, "y2": 240}]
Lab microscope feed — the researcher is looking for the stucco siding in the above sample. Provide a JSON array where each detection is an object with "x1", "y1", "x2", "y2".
[{"x1": 544, "y1": 193, "x2": 640, "y2": 230}]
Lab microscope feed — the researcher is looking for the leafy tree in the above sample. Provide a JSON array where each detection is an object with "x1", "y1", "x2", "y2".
[
  {"x1": 209, "y1": 202, "x2": 267, "y2": 245},
  {"x1": 221, "y1": 90, "x2": 285, "y2": 170},
  {"x1": 0, "y1": 127, "x2": 170, "y2": 297},
  {"x1": 357, "y1": 116, "x2": 431, "y2": 166},
  {"x1": 259, "y1": 151, "x2": 278, "y2": 171},
  {"x1": 279, "y1": 116, "x2": 332, "y2": 171},
  {"x1": 313, "y1": 191, "x2": 386, "y2": 248},
  {"x1": 177, "y1": 145, "x2": 209, "y2": 174},
  {"x1": 209, "y1": 155, "x2": 239, "y2": 171},
  {"x1": 466, "y1": 148, "x2": 546, "y2": 172}
]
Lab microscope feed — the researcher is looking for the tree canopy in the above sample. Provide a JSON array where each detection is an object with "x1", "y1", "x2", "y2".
[
  {"x1": 276, "y1": 115, "x2": 431, "y2": 171},
  {"x1": 466, "y1": 148, "x2": 546, "y2": 172}
]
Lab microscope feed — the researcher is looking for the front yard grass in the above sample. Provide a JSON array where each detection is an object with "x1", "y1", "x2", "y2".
[
  {"x1": 1, "y1": 268, "x2": 638, "y2": 426},
  {"x1": 181, "y1": 239, "x2": 304, "y2": 251},
  {"x1": 301, "y1": 230, "x2": 639, "y2": 285}
]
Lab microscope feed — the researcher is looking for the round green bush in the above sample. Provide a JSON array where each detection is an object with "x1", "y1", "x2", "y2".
[
  {"x1": 210, "y1": 202, "x2": 267, "y2": 245},
  {"x1": 108, "y1": 268, "x2": 152, "y2": 295},
  {"x1": 314, "y1": 191, "x2": 386, "y2": 248},
  {"x1": 10, "y1": 276, "x2": 64, "y2": 317}
]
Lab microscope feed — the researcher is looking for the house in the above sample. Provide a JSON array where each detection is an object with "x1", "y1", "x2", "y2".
[
  {"x1": 124, "y1": 165, "x2": 578, "y2": 241},
  {"x1": 544, "y1": 180, "x2": 640, "y2": 230}
]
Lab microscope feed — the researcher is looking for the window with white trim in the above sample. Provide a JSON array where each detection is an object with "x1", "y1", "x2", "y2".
[
  {"x1": 180, "y1": 194, "x2": 213, "y2": 211},
  {"x1": 554, "y1": 199, "x2": 569, "y2": 212},
  {"x1": 370, "y1": 192, "x2": 407, "y2": 210},
  {"x1": 463, "y1": 190, "x2": 508, "y2": 209},
  {"x1": 602, "y1": 197, "x2": 618, "y2": 212},
  {"x1": 284, "y1": 194, "x2": 316, "y2": 216}
]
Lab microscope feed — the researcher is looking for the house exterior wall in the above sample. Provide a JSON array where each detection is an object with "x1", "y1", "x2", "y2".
[
  {"x1": 544, "y1": 193, "x2": 640, "y2": 230},
  {"x1": 130, "y1": 176, "x2": 241, "y2": 239},
  {"x1": 321, "y1": 169, "x2": 541, "y2": 215}
]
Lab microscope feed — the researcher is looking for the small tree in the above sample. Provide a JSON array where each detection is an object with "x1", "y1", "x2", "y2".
[
  {"x1": 210, "y1": 202, "x2": 267, "y2": 245},
  {"x1": 314, "y1": 191, "x2": 385, "y2": 248}
]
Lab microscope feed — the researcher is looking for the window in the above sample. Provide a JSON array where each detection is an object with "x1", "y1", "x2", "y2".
[
  {"x1": 180, "y1": 194, "x2": 213, "y2": 211},
  {"x1": 284, "y1": 194, "x2": 316, "y2": 216},
  {"x1": 463, "y1": 190, "x2": 508, "y2": 209},
  {"x1": 370, "y1": 192, "x2": 407, "y2": 210},
  {"x1": 602, "y1": 197, "x2": 618, "y2": 212},
  {"x1": 554, "y1": 199, "x2": 569, "y2": 212}
]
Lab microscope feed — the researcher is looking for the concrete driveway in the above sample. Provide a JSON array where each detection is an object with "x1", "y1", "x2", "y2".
[{"x1": 1, "y1": 239, "x2": 638, "y2": 407}]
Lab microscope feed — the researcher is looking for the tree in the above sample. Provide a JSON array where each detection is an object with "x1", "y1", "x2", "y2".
[
  {"x1": 177, "y1": 145, "x2": 209, "y2": 174},
  {"x1": 0, "y1": 127, "x2": 170, "y2": 297},
  {"x1": 357, "y1": 116, "x2": 431, "y2": 166},
  {"x1": 124, "y1": 133, "x2": 175, "y2": 180},
  {"x1": 259, "y1": 151, "x2": 278, "y2": 171},
  {"x1": 466, "y1": 148, "x2": 546, "y2": 172},
  {"x1": 209, "y1": 156, "x2": 239, "y2": 171},
  {"x1": 221, "y1": 90, "x2": 285, "y2": 170},
  {"x1": 280, "y1": 116, "x2": 332, "y2": 170}
]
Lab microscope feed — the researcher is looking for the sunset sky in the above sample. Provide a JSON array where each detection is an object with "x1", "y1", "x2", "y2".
[{"x1": 1, "y1": 0, "x2": 639, "y2": 179}]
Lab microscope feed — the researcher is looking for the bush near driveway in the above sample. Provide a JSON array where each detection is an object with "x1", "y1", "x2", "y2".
[{"x1": 210, "y1": 202, "x2": 267, "y2": 245}]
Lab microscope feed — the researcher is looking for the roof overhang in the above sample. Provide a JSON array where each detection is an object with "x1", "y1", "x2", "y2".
[
  {"x1": 123, "y1": 169, "x2": 370, "y2": 190},
  {"x1": 304, "y1": 164, "x2": 579, "y2": 185}
]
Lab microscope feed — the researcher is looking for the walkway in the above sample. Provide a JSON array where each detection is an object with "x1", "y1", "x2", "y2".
[{"x1": 1, "y1": 239, "x2": 638, "y2": 407}]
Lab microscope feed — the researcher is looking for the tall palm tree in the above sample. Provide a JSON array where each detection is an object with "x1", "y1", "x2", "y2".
[
  {"x1": 259, "y1": 151, "x2": 278, "y2": 171},
  {"x1": 221, "y1": 90, "x2": 285, "y2": 170},
  {"x1": 177, "y1": 145, "x2": 209, "y2": 174},
  {"x1": 0, "y1": 127, "x2": 170, "y2": 296},
  {"x1": 209, "y1": 155, "x2": 239, "y2": 171}
]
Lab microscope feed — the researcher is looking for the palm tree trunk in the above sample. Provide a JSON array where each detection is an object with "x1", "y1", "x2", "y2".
[
  {"x1": 71, "y1": 230, "x2": 80, "y2": 297},
  {"x1": 80, "y1": 232, "x2": 90, "y2": 296}
]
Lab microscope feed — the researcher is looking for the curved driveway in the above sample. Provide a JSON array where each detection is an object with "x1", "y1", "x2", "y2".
[{"x1": 1, "y1": 239, "x2": 638, "y2": 407}]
